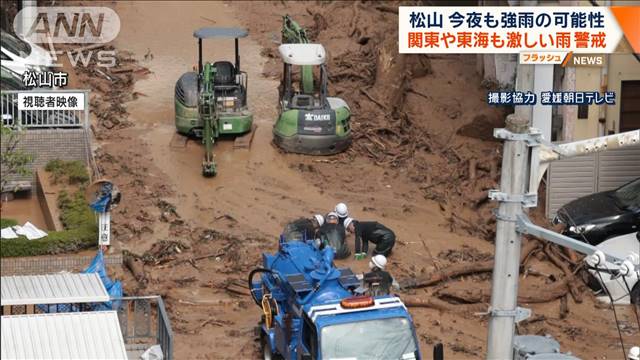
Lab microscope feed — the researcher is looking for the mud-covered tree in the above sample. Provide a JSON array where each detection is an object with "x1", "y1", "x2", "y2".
[{"x1": 1, "y1": 126, "x2": 33, "y2": 192}]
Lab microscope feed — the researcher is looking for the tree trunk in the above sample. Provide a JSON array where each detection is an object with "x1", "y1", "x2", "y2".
[{"x1": 401, "y1": 240, "x2": 539, "y2": 289}]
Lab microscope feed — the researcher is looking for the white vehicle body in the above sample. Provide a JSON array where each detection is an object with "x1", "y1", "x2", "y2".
[
  {"x1": 588, "y1": 232, "x2": 640, "y2": 304},
  {"x1": 1, "y1": 30, "x2": 52, "y2": 75}
]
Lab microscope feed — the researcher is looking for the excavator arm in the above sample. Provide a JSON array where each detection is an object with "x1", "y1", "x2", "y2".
[
  {"x1": 199, "y1": 62, "x2": 218, "y2": 176},
  {"x1": 282, "y1": 15, "x2": 314, "y2": 94}
]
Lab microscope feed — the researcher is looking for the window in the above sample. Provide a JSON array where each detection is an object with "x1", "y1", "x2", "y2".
[{"x1": 578, "y1": 104, "x2": 589, "y2": 119}]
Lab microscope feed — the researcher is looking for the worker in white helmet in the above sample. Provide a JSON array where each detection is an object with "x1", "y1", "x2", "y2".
[
  {"x1": 315, "y1": 212, "x2": 350, "y2": 258},
  {"x1": 363, "y1": 254, "x2": 393, "y2": 296},
  {"x1": 344, "y1": 217, "x2": 396, "y2": 260},
  {"x1": 325, "y1": 211, "x2": 339, "y2": 224},
  {"x1": 282, "y1": 214, "x2": 325, "y2": 242},
  {"x1": 334, "y1": 203, "x2": 349, "y2": 226},
  {"x1": 629, "y1": 346, "x2": 640, "y2": 360}
]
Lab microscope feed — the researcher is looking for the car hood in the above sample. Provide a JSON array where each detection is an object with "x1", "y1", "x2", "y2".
[{"x1": 558, "y1": 191, "x2": 625, "y2": 225}]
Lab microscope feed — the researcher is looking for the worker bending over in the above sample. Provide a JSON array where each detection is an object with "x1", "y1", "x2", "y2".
[
  {"x1": 363, "y1": 255, "x2": 393, "y2": 296},
  {"x1": 283, "y1": 215, "x2": 324, "y2": 242},
  {"x1": 345, "y1": 218, "x2": 396, "y2": 260}
]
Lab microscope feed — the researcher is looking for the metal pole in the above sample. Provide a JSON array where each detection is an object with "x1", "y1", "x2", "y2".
[
  {"x1": 486, "y1": 114, "x2": 530, "y2": 360},
  {"x1": 235, "y1": 38, "x2": 240, "y2": 71}
]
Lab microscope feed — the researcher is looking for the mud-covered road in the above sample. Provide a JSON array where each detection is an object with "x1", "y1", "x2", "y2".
[{"x1": 75, "y1": 1, "x2": 640, "y2": 359}]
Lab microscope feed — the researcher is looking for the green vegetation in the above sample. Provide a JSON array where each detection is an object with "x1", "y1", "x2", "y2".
[
  {"x1": 1, "y1": 126, "x2": 34, "y2": 192},
  {"x1": 0, "y1": 218, "x2": 18, "y2": 228},
  {"x1": 45, "y1": 159, "x2": 90, "y2": 185},
  {"x1": 1, "y1": 160, "x2": 97, "y2": 257}
]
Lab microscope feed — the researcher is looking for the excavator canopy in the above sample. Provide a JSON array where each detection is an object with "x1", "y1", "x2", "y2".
[{"x1": 279, "y1": 43, "x2": 326, "y2": 66}]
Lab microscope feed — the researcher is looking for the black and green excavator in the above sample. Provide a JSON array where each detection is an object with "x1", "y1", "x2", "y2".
[
  {"x1": 174, "y1": 28, "x2": 253, "y2": 177},
  {"x1": 272, "y1": 16, "x2": 352, "y2": 155}
]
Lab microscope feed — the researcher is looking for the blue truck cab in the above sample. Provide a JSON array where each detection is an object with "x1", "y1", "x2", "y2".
[{"x1": 249, "y1": 239, "x2": 421, "y2": 360}]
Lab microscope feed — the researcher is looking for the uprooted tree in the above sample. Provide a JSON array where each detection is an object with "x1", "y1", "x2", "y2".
[{"x1": 1, "y1": 125, "x2": 33, "y2": 193}]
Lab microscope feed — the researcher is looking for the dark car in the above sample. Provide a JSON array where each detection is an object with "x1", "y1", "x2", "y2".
[{"x1": 554, "y1": 177, "x2": 640, "y2": 245}]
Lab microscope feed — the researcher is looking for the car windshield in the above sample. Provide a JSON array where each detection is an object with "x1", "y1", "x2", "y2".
[
  {"x1": 321, "y1": 317, "x2": 418, "y2": 360},
  {"x1": 1, "y1": 30, "x2": 31, "y2": 56},
  {"x1": 612, "y1": 178, "x2": 640, "y2": 210}
]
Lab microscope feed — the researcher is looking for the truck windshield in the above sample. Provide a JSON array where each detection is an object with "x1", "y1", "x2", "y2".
[{"x1": 320, "y1": 317, "x2": 418, "y2": 360}]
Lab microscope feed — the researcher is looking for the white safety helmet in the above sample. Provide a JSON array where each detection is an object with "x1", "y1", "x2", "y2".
[
  {"x1": 313, "y1": 214, "x2": 325, "y2": 227},
  {"x1": 326, "y1": 211, "x2": 339, "y2": 220},
  {"x1": 629, "y1": 346, "x2": 640, "y2": 360},
  {"x1": 369, "y1": 254, "x2": 388, "y2": 270},
  {"x1": 335, "y1": 203, "x2": 348, "y2": 218},
  {"x1": 344, "y1": 217, "x2": 354, "y2": 230}
]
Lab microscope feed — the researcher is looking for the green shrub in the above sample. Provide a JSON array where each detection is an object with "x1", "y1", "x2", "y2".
[
  {"x1": 45, "y1": 159, "x2": 90, "y2": 185},
  {"x1": 1, "y1": 218, "x2": 19, "y2": 228},
  {"x1": 0, "y1": 190, "x2": 97, "y2": 257},
  {"x1": 0, "y1": 225, "x2": 97, "y2": 257},
  {"x1": 58, "y1": 190, "x2": 95, "y2": 229}
]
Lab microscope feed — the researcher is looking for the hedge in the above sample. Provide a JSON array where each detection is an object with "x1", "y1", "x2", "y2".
[{"x1": 0, "y1": 161, "x2": 97, "y2": 257}]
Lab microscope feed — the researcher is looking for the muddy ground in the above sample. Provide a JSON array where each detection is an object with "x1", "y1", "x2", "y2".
[{"x1": 59, "y1": 1, "x2": 638, "y2": 359}]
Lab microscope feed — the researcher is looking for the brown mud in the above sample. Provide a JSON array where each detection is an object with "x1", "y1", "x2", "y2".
[{"x1": 56, "y1": 1, "x2": 638, "y2": 359}]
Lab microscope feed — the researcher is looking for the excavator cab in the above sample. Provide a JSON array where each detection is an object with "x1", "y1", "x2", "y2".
[{"x1": 272, "y1": 43, "x2": 352, "y2": 155}]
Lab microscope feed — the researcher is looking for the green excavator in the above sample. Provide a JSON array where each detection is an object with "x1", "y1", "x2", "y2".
[
  {"x1": 174, "y1": 28, "x2": 253, "y2": 177},
  {"x1": 272, "y1": 16, "x2": 352, "y2": 155}
]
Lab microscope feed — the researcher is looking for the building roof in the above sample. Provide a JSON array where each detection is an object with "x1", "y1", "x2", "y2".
[
  {"x1": 279, "y1": 44, "x2": 326, "y2": 65},
  {"x1": 1, "y1": 273, "x2": 109, "y2": 306},
  {"x1": 1, "y1": 311, "x2": 127, "y2": 359},
  {"x1": 194, "y1": 27, "x2": 248, "y2": 39}
]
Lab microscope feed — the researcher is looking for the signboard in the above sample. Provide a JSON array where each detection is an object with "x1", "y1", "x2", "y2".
[
  {"x1": 17, "y1": 92, "x2": 85, "y2": 110},
  {"x1": 98, "y1": 212, "x2": 110, "y2": 246}
]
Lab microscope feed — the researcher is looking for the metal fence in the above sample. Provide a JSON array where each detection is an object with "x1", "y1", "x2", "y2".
[
  {"x1": 114, "y1": 296, "x2": 174, "y2": 360},
  {"x1": 0, "y1": 254, "x2": 123, "y2": 276},
  {"x1": 0, "y1": 90, "x2": 89, "y2": 129}
]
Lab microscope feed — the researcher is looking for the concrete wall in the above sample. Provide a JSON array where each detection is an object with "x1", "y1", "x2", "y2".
[
  {"x1": 606, "y1": 51, "x2": 640, "y2": 133},
  {"x1": 571, "y1": 38, "x2": 640, "y2": 140},
  {"x1": 2, "y1": 128, "x2": 90, "y2": 190},
  {"x1": 574, "y1": 64, "x2": 602, "y2": 140}
]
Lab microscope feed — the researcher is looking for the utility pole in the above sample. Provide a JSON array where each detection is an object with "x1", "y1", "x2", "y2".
[
  {"x1": 486, "y1": 122, "x2": 639, "y2": 359},
  {"x1": 486, "y1": 114, "x2": 530, "y2": 360}
]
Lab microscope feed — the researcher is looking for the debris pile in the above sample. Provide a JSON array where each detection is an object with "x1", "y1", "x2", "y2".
[
  {"x1": 254, "y1": 2, "x2": 508, "y2": 240},
  {"x1": 62, "y1": 44, "x2": 151, "y2": 136}
]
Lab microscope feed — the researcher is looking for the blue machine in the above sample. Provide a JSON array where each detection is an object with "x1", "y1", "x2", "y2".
[{"x1": 249, "y1": 238, "x2": 422, "y2": 360}]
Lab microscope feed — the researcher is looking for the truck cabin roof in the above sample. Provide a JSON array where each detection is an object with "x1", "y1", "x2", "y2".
[
  {"x1": 279, "y1": 43, "x2": 326, "y2": 65},
  {"x1": 306, "y1": 296, "x2": 411, "y2": 328}
]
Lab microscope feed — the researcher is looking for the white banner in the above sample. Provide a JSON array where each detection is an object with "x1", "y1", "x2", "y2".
[
  {"x1": 17, "y1": 92, "x2": 85, "y2": 110},
  {"x1": 399, "y1": 7, "x2": 623, "y2": 54}
]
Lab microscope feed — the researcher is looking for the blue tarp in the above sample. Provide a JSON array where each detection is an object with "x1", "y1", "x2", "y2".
[
  {"x1": 83, "y1": 250, "x2": 122, "y2": 310},
  {"x1": 38, "y1": 250, "x2": 122, "y2": 313},
  {"x1": 89, "y1": 183, "x2": 113, "y2": 213}
]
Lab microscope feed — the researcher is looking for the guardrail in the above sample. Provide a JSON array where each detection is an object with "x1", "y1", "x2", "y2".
[
  {"x1": 113, "y1": 296, "x2": 174, "y2": 360},
  {"x1": 1, "y1": 89, "x2": 89, "y2": 129}
]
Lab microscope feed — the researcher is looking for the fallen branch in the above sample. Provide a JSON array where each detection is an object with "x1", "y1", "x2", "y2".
[
  {"x1": 544, "y1": 245, "x2": 583, "y2": 303},
  {"x1": 401, "y1": 240, "x2": 539, "y2": 289},
  {"x1": 402, "y1": 295, "x2": 486, "y2": 313},
  {"x1": 437, "y1": 279, "x2": 569, "y2": 304},
  {"x1": 359, "y1": 87, "x2": 387, "y2": 110}
]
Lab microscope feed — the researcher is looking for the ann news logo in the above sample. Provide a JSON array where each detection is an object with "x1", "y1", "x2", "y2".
[{"x1": 13, "y1": 7, "x2": 120, "y2": 68}]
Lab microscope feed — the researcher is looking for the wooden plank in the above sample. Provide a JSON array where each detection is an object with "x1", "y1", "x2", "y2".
[{"x1": 233, "y1": 124, "x2": 257, "y2": 149}]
